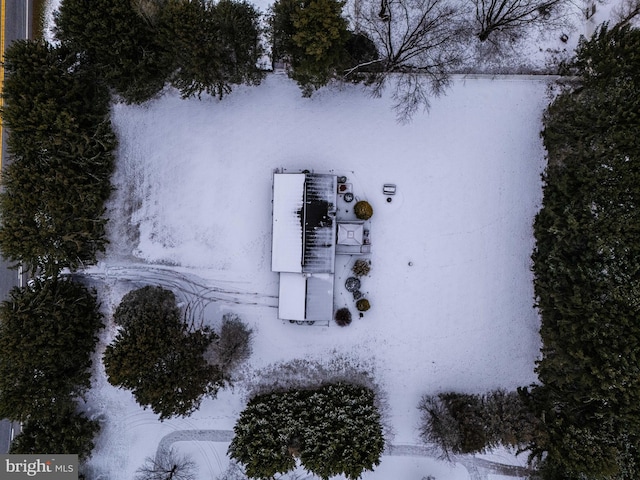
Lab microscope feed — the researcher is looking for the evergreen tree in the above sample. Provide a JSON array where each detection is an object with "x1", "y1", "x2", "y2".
[
  {"x1": 54, "y1": 0, "x2": 168, "y2": 103},
  {"x1": 0, "y1": 279, "x2": 104, "y2": 422},
  {"x1": 270, "y1": 0, "x2": 351, "y2": 94},
  {"x1": 103, "y1": 286, "x2": 223, "y2": 420},
  {"x1": 158, "y1": 0, "x2": 264, "y2": 99},
  {"x1": 1, "y1": 40, "x2": 111, "y2": 157},
  {"x1": 10, "y1": 400, "x2": 100, "y2": 461},
  {"x1": 228, "y1": 383, "x2": 384, "y2": 480},
  {"x1": 532, "y1": 23, "x2": 640, "y2": 479},
  {"x1": 0, "y1": 40, "x2": 115, "y2": 276}
]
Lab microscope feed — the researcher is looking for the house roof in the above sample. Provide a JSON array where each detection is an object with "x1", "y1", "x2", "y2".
[
  {"x1": 271, "y1": 173, "x2": 337, "y2": 274},
  {"x1": 272, "y1": 172, "x2": 338, "y2": 323}
]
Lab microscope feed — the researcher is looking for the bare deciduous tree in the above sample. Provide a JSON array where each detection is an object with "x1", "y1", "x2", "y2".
[
  {"x1": 472, "y1": 0, "x2": 567, "y2": 42},
  {"x1": 350, "y1": 0, "x2": 466, "y2": 121},
  {"x1": 612, "y1": 0, "x2": 640, "y2": 27},
  {"x1": 135, "y1": 447, "x2": 197, "y2": 480},
  {"x1": 131, "y1": 0, "x2": 166, "y2": 25},
  {"x1": 206, "y1": 313, "x2": 253, "y2": 376}
]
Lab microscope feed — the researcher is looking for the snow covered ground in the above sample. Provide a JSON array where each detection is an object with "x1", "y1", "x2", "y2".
[
  {"x1": 37, "y1": 0, "x2": 631, "y2": 479},
  {"x1": 79, "y1": 75, "x2": 548, "y2": 479}
]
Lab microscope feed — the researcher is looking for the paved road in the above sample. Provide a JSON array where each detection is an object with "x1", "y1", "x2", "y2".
[
  {"x1": 5, "y1": 0, "x2": 32, "y2": 43},
  {"x1": 0, "y1": 0, "x2": 32, "y2": 454}
]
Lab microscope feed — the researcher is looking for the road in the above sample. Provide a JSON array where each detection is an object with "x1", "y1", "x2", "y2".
[{"x1": 0, "y1": 0, "x2": 33, "y2": 454}]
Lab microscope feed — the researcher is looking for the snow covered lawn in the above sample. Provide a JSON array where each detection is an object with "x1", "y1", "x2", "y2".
[{"x1": 80, "y1": 74, "x2": 548, "y2": 479}]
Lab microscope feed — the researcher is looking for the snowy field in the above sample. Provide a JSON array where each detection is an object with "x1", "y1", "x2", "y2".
[
  {"x1": 38, "y1": 0, "x2": 630, "y2": 479},
  {"x1": 79, "y1": 75, "x2": 548, "y2": 480}
]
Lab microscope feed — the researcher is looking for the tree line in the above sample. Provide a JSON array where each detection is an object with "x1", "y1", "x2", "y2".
[
  {"x1": 0, "y1": 279, "x2": 103, "y2": 460},
  {"x1": 53, "y1": 0, "x2": 575, "y2": 120},
  {"x1": 416, "y1": 23, "x2": 640, "y2": 480},
  {"x1": 528, "y1": 23, "x2": 640, "y2": 480}
]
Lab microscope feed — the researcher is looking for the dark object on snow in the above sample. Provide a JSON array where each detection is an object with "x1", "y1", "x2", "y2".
[
  {"x1": 353, "y1": 290, "x2": 363, "y2": 300},
  {"x1": 356, "y1": 299, "x2": 370, "y2": 312},
  {"x1": 335, "y1": 308, "x2": 353, "y2": 326},
  {"x1": 354, "y1": 200, "x2": 373, "y2": 220},
  {"x1": 352, "y1": 259, "x2": 371, "y2": 277},
  {"x1": 345, "y1": 277, "x2": 361, "y2": 292},
  {"x1": 344, "y1": 192, "x2": 354, "y2": 202}
]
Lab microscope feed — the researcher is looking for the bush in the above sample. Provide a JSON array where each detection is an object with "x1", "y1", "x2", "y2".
[
  {"x1": 356, "y1": 299, "x2": 370, "y2": 312},
  {"x1": 352, "y1": 259, "x2": 371, "y2": 277},
  {"x1": 335, "y1": 307, "x2": 352, "y2": 326},
  {"x1": 244, "y1": 356, "x2": 379, "y2": 399},
  {"x1": 354, "y1": 201, "x2": 373, "y2": 220},
  {"x1": 207, "y1": 313, "x2": 253, "y2": 375},
  {"x1": 418, "y1": 389, "x2": 540, "y2": 460}
]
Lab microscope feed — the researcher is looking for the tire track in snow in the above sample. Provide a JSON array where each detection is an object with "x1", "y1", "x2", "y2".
[
  {"x1": 76, "y1": 264, "x2": 278, "y2": 313},
  {"x1": 155, "y1": 431, "x2": 535, "y2": 479}
]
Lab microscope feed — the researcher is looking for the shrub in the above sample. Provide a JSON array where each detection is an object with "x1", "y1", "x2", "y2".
[
  {"x1": 335, "y1": 308, "x2": 352, "y2": 326},
  {"x1": 207, "y1": 313, "x2": 253, "y2": 375},
  {"x1": 418, "y1": 393, "x2": 486, "y2": 458},
  {"x1": 354, "y1": 201, "x2": 373, "y2": 220},
  {"x1": 418, "y1": 389, "x2": 540, "y2": 460},
  {"x1": 352, "y1": 259, "x2": 371, "y2": 277},
  {"x1": 356, "y1": 299, "x2": 370, "y2": 312}
]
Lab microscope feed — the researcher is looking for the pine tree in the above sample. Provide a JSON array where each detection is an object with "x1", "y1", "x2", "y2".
[
  {"x1": 270, "y1": 0, "x2": 351, "y2": 94},
  {"x1": 54, "y1": 0, "x2": 168, "y2": 103},
  {"x1": 157, "y1": 0, "x2": 264, "y2": 99},
  {"x1": 0, "y1": 40, "x2": 115, "y2": 275},
  {"x1": 532, "y1": 23, "x2": 640, "y2": 479},
  {"x1": 228, "y1": 383, "x2": 384, "y2": 479},
  {"x1": 10, "y1": 399, "x2": 100, "y2": 461},
  {"x1": 103, "y1": 287, "x2": 224, "y2": 420},
  {"x1": 0, "y1": 279, "x2": 104, "y2": 421}
]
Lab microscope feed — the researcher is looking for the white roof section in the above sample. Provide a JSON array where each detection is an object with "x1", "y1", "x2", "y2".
[
  {"x1": 278, "y1": 273, "x2": 307, "y2": 321},
  {"x1": 337, "y1": 222, "x2": 364, "y2": 246},
  {"x1": 278, "y1": 273, "x2": 334, "y2": 321},
  {"x1": 271, "y1": 173, "x2": 305, "y2": 273}
]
